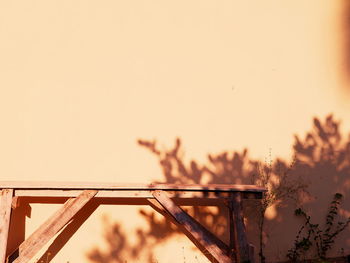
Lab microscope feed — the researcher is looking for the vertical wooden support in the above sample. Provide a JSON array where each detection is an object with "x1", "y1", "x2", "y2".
[
  {"x1": 229, "y1": 192, "x2": 251, "y2": 263},
  {"x1": 0, "y1": 189, "x2": 13, "y2": 263},
  {"x1": 229, "y1": 197, "x2": 238, "y2": 262},
  {"x1": 6, "y1": 200, "x2": 30, "y2": 263},
  {"x1": 11, "y1": 190, "x2": 97, "y2": 263},
  {"x1": 153, "y1": 190, "x2": 233, "y2": 263}
]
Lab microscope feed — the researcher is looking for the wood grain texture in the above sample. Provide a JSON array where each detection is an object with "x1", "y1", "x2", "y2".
[
  {"x1": 148, "y1": 198, "x2": 230, "y2": 256},
  {"x1": 229, "y1": 192, "x2": 250, "y2": 263},
  {"x1": 152, "y1": 190, "x2": 233, "y2": 263},
  {"x1": 13, "y1": 189, "x2": 262, "y2": 201},
  {"x1": 0, "y1": 181, "x2": 266, "y2": 193},
  {"x1": 0, "y1": 189, "x2": 13, "y2": 263},
  {"x1": 11, "y1": 190, "x2": 97, "y2": 263}
]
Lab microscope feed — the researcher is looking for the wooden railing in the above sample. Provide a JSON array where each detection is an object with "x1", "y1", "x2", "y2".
[{"x1": 0, "y1": 182, "x2": 266, "y2": 263}]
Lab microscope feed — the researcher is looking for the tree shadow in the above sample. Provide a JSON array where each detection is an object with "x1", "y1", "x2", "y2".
[
  {"x1": 87, "y1": 215, "x2": 140, "y2": 263},
  {"x1": 87, "y1": 114, "x2": 350, "y2": 263}
]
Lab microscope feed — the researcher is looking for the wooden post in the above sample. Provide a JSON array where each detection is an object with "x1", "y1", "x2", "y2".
[
  {"x1": 229, "y1": 192, "x2": 251, "y2": 263},
  {"x1": 152, "y1": 190, "x2": 233, "y2": 263},
  {"x1": 228, "y1": 197, "x2": 238, "y2": 262},
  {"x1": 11, "y1": 190, "x2": 97, "y2": 263},
  {"x1": 0, "y1": 189, "x2": 13, "y2": 263},
  {"x1": 6, "y1": 200, "x2": 30, "y2": 263}
]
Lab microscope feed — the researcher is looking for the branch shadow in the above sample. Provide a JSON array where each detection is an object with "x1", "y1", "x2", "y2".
[{"x1": 87, "y1": 114, "x2": 350, "y2": 263}]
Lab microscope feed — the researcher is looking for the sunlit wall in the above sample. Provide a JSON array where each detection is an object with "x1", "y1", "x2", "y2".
[{"x1": 1, "y1": 0, "x2": 349, "y2": 262}]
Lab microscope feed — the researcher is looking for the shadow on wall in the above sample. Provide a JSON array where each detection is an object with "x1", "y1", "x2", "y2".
[{"x1": 86, "y1": 115, "x2": 350, "y2": 263}]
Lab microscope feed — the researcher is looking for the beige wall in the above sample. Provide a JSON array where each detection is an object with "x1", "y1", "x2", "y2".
[{"x1": 1, "y1": 0, "x2": 350, "y2": 262}]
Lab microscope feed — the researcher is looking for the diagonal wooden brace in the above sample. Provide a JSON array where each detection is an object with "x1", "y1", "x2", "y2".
[
  {"x1": 148, "y1": 198, "x2": 230, "y2": 256},
  {"x1": 0, "y1": 189, "x2": 14, "y2": 263},
  {"x1": 10, "y1": 190, "x2": 98, "y2": 263},
  {"x1": 152, "y1": 190, "x2": 233, "y2": 263}
]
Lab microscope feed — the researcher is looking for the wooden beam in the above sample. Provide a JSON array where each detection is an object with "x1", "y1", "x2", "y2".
[
  {"x1": 0, "y1": 181, "x2": 266, "y2": 194},
  {"x1": 13, "y1": 189, "x2": 263, "y2": 202},
  {"x1": 11, "y1": 197, "x2": 19, "y2": 209},
  {"x1": 10, "y1": 190, "x2": 97, "y2": 263},
  {"x1": 0, "y1": 189, "x2": 13, "y2": 263},
  {"x1": 229, "y1": 193, "x2": 251, "y2": 263},
  {"x1": 15, "y1": 189, "x2": 230, "y2": 199},
  {"x1": 229, "y1": 198, "x2": 238, "y2": 262},
  {"x1": 148, "y1": 199, "x2": 230, "y2": 256},
  {"x1": 6, "y1": 202, "x2": 29, "y2": 263},
  {"x1": 152, "y1": 190, "x2": 233, "y2": 263}
]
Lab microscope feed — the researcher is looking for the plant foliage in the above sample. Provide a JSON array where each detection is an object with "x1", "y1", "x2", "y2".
[{"x1": 287, "y1": 193, "x2": 350, "y2": 262}]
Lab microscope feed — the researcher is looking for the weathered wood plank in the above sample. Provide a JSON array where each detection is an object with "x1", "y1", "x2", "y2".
[
  {"x1": 14, "y1": 189, "x2": 229, "y2": 198},
  {"x1": 0, "y1": 181, "x2": 266, "y2": 193},
  {"x1": 15, "y1": 189, "x2": 228, "y2": 199},
  {"x1": 148, "y1": 199, "x2": 231, "y2": 256},
  {"x1": 6, "y1": 202, "x2": 29, "y2": 263},
  {"x1": 11, "y1": 197, "x2": 19, "y2": 209},
  {"x1": 0, "y1": 189, "x2": 13, "y2": 263},
  {"x1": 11, "y1": 190, "x2": 97, "y2": 263},
  {"x1": 13, "y1": 189, "x2": 263, "y2": 201},
  {"x1": 229, "y1": 192, "x2": 250, "y2": 263},
  {"x1": 229, "y1": 198, "x2": 238, "y2": 262},
  {"x1": 152, "y1": 190, "x2": 233, "y2": 263}
]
